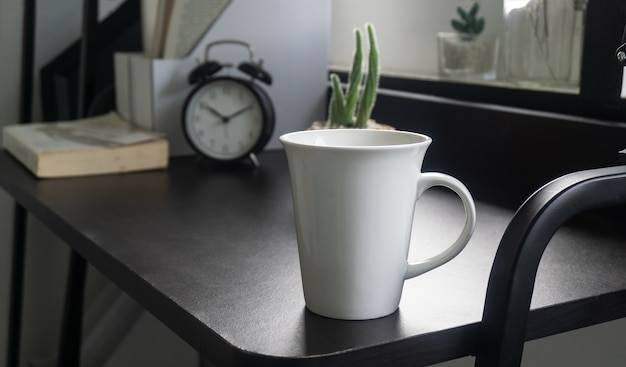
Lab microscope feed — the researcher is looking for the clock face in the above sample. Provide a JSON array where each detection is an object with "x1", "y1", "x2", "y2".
[{"x1": 183, "y1": 78, "x2": 267, "y2": 161}]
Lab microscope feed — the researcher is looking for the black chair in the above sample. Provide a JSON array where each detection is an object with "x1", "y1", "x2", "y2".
[{"x1": 475, "y1": 165, "x2": 626, "y2": 366}]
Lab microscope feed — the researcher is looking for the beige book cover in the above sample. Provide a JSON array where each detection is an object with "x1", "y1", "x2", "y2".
[{"x1": 2, "y1": 111, "x2": 169, "y2": 178}]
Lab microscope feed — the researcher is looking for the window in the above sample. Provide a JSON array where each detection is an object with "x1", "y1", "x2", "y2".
[{"x1": 330, "y1": 0, "x2": 626, "y2": 122}]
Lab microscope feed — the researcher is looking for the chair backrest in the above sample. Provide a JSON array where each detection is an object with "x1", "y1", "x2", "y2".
[{"x1": 475, "y1": 165, "x2": 626, "y2": 367}]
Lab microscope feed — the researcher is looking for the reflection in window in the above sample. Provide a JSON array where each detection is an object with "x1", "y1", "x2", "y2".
[{"x1": 504, "y1": 0, "x2": 586, "y2": 88}]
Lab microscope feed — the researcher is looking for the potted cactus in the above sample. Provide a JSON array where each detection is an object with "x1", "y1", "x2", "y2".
[
  {"x1": 310, "y1": 23, "x2": 393, "y2": 130},
  {"x1": 437, "y1": 2, "x2": 498, "y2": 79}
]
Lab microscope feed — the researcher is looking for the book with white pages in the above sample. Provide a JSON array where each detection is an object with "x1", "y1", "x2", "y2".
[{"x1": 2, "y1": 111, "x2": 169, "y2": 178}]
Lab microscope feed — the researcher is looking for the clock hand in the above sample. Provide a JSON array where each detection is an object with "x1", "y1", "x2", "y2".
[
  {"x1": 200, "y1": 102, "x2": 228, "y2": 122},
  {"x1": 226, "y1": 105, "x2": 253, "y2": 120}
]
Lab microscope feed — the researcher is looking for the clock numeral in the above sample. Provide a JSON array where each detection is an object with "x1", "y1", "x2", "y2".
[
  {"x1": 222, "y1": 145, "x2": 230, "y2": 153},
  {"x1": 208, "y1": 90, "x2": 217, "y2": 99}
]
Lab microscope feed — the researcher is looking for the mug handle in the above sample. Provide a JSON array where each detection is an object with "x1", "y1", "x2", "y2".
[{"x1": 405, "y1": 173, "x2": 477, "y2": 279}]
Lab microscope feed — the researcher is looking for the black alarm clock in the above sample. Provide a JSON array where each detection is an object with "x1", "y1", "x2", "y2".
[{"x1": 182, "y1": 40, "x2": 275, "y2": 166}]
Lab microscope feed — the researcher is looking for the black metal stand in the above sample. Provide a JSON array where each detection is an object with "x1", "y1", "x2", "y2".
[
  {"x1": 616, "y1": 24, "x2": 626, "y2": 66},
  {"x1": 7, "y1": 205, "x2": 27, "y2": 367},
  {"x1": 57, "y1": 252, "x2": 87, "y2": 367}
]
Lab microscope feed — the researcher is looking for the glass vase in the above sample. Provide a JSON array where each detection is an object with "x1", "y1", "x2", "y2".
[{"x1": 437, "y1": 32, "x2": 500, "y2": 81}]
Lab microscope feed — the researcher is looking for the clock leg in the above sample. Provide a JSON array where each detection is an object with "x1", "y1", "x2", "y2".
[{"x1": 249, "y1": 152, "x2": 260, "y2": 168}]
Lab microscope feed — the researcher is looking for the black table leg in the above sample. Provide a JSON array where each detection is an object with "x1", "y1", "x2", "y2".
[
  {"x1": 7, "y1": 204, "x2": 27, "y2": 367},
  {"x1": 57, "y1": 251, "x2": 87, "y2": 367}
]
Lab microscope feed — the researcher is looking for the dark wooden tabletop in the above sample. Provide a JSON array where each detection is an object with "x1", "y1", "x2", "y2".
[{"x1": 1, "y1": 150, "x2": 625, "y2": 366}]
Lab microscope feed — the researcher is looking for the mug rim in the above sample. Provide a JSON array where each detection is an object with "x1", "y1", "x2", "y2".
[{"x1": 279, "y1": 129, "x2": 432, "y2": 150}]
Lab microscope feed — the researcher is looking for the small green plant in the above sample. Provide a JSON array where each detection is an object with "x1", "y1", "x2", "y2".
[
  {"x1": 451, "y1": 2, "x2": 485, "y2": 41},
  {"x1": 328, "y1": 23, "x2": 379, "y2": 128}
]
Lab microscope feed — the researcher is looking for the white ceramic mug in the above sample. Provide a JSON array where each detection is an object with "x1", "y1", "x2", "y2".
[{"x1": 280, "y1": 129, "x2": 476, "y2": 320}]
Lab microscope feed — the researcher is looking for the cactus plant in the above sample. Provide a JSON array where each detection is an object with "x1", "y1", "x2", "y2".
[
  {"x1": 328, "y1": 23, "x2": 379, "y2": 128},
  {"x1": 451, "y1": 2, "x2": 485, "y2": 41}
]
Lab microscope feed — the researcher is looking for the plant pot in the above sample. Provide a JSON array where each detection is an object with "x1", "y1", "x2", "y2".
[
  {"x1": 437, "y1": 32, "x2": 499, "y2": 80},
  {"x1": 308, "y1": 120, "x2": 395, "y2": 130}
]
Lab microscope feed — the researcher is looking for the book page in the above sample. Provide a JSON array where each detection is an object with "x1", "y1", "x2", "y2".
[
  {"x1": 141, "y1": 0, "x2": 160, "y2": 56},
  {"x1": 153, "y1": 0, "x2": 175, "y2": 58},
  {"x1": 44, "y1": 112, "x2": 163, "y2": 146},
  {"x1": 3, "y1": 112, "x2": 164, "y2": 154},
  {"x1": 142, "y1": 0, "x2": 174, "y2": 57},
  {"x1": 162, "y1": 0, "x2": 232, "y2": 59}
]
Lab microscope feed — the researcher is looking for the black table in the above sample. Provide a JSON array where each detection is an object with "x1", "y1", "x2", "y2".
[{"x1": 2, "y1": 150, "x2": 626, "y2": 366}]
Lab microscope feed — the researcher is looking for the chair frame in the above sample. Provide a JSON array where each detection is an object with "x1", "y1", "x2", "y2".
[{"x1": 476, "y1": 165, "x2": 626, "y2": 366}]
